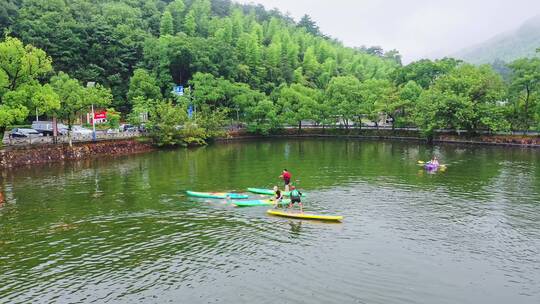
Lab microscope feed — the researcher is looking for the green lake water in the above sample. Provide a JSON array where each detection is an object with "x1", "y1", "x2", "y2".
[{"x1": 1, "y1": 139, "x2": 539, "y2": 303}]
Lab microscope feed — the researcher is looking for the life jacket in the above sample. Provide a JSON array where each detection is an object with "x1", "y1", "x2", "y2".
[{"x1": 290, "y1": 189, "x2": 300, "y2": 199}]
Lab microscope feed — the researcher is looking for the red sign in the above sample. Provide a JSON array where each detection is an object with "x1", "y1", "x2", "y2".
[{"x1": 94, "y1": 112, "x2": 107, "y2": 120}]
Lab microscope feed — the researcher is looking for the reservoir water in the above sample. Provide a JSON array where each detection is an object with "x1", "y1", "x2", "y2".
[{"x1": 1, "y1": 139, "x2": 539, "y2": 303}]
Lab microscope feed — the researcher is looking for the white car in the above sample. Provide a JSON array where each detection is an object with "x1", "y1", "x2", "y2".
[
  {"x1": 71, "y1": 126, "x2": 93, "y2": 135},
  {"x1": 32, "y1": 121, "x2": 69, "y2": 135},
  {"x1": 106, "y1": 128, "x2": 120, "y2": 134}
]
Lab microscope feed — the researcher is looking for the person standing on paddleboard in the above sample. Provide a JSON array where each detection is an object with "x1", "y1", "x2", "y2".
[
  {"x1": 280, "y1": 169, "x2": 292, "y2": 192},
  {"x1": 288, "y1": 186, "x2": 303, "y2": 213}
]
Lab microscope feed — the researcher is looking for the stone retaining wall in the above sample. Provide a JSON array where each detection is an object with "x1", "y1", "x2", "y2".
[
  {"x1": 0, "y1": 139, "x2": 155, "y2": 168},
  {"x1": 2, "y1": 131, "x2": 141, "y2": 147}
]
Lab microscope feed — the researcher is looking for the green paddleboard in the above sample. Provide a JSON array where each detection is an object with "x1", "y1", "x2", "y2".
[
  {"x1": 233, "y1": 199, "x2": 291, "y2": 207},
  {"x1": 247, "y1": 188, "x2": 306, "y2": 197}
]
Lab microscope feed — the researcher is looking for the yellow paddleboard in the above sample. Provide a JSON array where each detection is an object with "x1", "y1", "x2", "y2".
[{"x1": 267, "y1": 209, "x2": 343, "y2": 222}]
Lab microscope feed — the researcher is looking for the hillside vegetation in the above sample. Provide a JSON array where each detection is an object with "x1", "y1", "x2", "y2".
[{"x1": 1, "y1": 0, "x2": 540, "y2": 147}]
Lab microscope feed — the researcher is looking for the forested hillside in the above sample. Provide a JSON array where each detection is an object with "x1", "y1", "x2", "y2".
[
  {"x1": 454, "y1": 15, "x2": 540, "y2": 64},
  {"x1": 1, "y1": 0, "x2": 398, "y2": 106},
  {"x1": 1, "y1": 0, "x2": 540, "y2": 146}
]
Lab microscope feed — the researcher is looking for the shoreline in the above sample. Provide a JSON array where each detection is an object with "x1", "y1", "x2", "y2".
[
  {"x1": 1, "y1": 130, "x2": 539, "y2": 169},
  {"x1": 219, "y1": 129, "x2": 540, "y2": 148}
]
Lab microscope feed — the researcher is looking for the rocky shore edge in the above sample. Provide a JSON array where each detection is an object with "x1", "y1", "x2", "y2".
[{"x1": 0, "y1": 139, "x2": 155, "y2": 169}]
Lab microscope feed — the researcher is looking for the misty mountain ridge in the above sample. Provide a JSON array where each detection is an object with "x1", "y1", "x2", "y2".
[{"x1": 453, "y1": 14, "x2": 540, "y2": 64}]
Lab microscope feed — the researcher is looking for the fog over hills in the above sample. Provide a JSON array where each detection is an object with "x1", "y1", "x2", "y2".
[{"x1": 453, "y1": 14, "x2": 540, "y2": 64}]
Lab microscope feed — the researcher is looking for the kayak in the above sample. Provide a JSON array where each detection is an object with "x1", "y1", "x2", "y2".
[
  {"x1": 247, "y1": 188, "x2": 306, "y2": 197},
  {"x1": 186, "y1": 191, "x2": 249, "y2": 199},
  {"x1": 424, "y1": 163, "x2": 447, "y2": 171},
  {"x1": 418, "y1": 161, "x2": 447, "y2": 170},
  {"x1": 266, "y1": 209, "x2": 343, "y2": 222},
  {"x1": 233, "y1": 199, "x2": 290, "y2": 207},
  {"x1": 425, "y1": 163, "x2": 439, "y2": 170}
]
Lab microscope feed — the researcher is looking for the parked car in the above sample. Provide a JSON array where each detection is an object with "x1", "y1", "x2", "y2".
[
  {"x1": 10, "y1": 128, "x2": 43, "y2": 138},
  {"x1": 120, "y1": 124, "x2": 138, "y2": 132},
  {"x1": 32, "y1": 121, "x2": 68, "y2": 135},
  {"x1": 71, "y1": 125, "x2": 93, "y2": 136}
]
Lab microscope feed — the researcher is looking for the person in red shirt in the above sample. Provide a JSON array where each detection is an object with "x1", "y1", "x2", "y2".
[{"x1": 280, "y1": 169, "x2": 292, "y2": 192}]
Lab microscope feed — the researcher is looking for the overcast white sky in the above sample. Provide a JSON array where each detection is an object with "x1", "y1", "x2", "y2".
[{"x1": 236, "y1": 0, "x2": 540, "y2": 63}]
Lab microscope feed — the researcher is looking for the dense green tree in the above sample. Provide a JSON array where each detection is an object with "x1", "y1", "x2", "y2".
[
  {"x1": 393, "y1": 58, "x2": 461, "y2": 89},
  {"x1": 508, "y1": 57, "x2": 540, "y2": 129},
  {"x1": 302, "y1": 46, "x2": 320, "y2": 85},
  {"x1": 166, "y1": 0, "x2": 186, "y2": 32},
  {"x1": 244, "y1": 98, "x2": 279, "y2": 134},
  {"x1": 360, "y1": 79, "x2": 397, "y2": 128},
  {"x1": 189, "y1": 72, "x2": 232, "y2": 109},
  {"x1": 0, "y1": 36, "x2": 52, "y2": 92},
  {"x1": 277, "y1": 83, "x2": 321, "y2": 130},
  {"x1": 414, "y1": 90, "x2": 471, "y2": 138},
  {"x1": 160, "y1": 10, "x2": 174, "y2": 36},
  {"x1": 0, "y1": 0, "x2": 18, "y2": 31},
  {"x1": 184, "y1": 10, "x2": 196, "y2": 36},
  {"x1": 106, "y1": 107, "x2": 120, "y2": 129},
  {"x1": 363, "y1": 46, "x2": 384, "y2": 57},
  {"x1": 395, "y1": 80, "x2": 423, "y2": 126},
  {"x1": 128, "y1": 96, "x2": 156, "y2": 126},
  {"x1": 50, "y1": 72, "x2": 112, "y2": 145},
  {"x1": 297, "y1": 14, "x2": 321, "y2": 36},
  {"x1": 326, "y1": 76, "x2": 362, "y2": 128},
  {"x1": 414, "y1": 64, "x2": 509, "y2": 137},
  {"x1": 127, "y1": 69, "x2": 162, "y2": 103},
  {"x1": 0, "y1": 36, "x2": 53, "y2": 129},
  {"x1": 191, "y1": 0, "x2": 211, "y2": 36},
  {"x1": 211, "y1": 0, "x2": 232, "y2": 17},
  {"x1": 30, "y1": 84, "x2": 60, "y2": 120},
  {"x1": 14, "y1": 0, "x2": 84, "y2": 74},
  {"x1": 147, "y1": 100, "x2": 188, "y2": 146},
  {"x1": 383, "y1": 49, "x2": 402, "y2": 66}
]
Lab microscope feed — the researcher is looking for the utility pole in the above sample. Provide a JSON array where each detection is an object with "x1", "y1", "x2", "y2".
[
  {"x1": 91, "y1": 103, "x2": 96, "y2": 141},
  {"x1": 87, "y1": 82, "x2": 97, "y2": 141}
]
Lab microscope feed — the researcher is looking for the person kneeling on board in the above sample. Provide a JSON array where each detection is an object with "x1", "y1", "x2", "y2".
[
  {"x1": 273, "y1": 186, "x2": 283, "y2": 209},
  {"x1": 288, "y1": 186, "x2": 303, "y2": 213}
]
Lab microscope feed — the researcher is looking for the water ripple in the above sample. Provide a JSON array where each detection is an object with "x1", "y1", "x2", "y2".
[{"x1": 1, "y1": 140, "x2": 540, "y2": 303}]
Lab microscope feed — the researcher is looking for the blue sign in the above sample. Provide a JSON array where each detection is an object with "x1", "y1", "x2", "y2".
[
  {"x1": 172, "y1": 85, "x2": 184, "y2": 96},
  {"x1": 188, "y1": 105, "x2": 193, "y2": 118}
]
